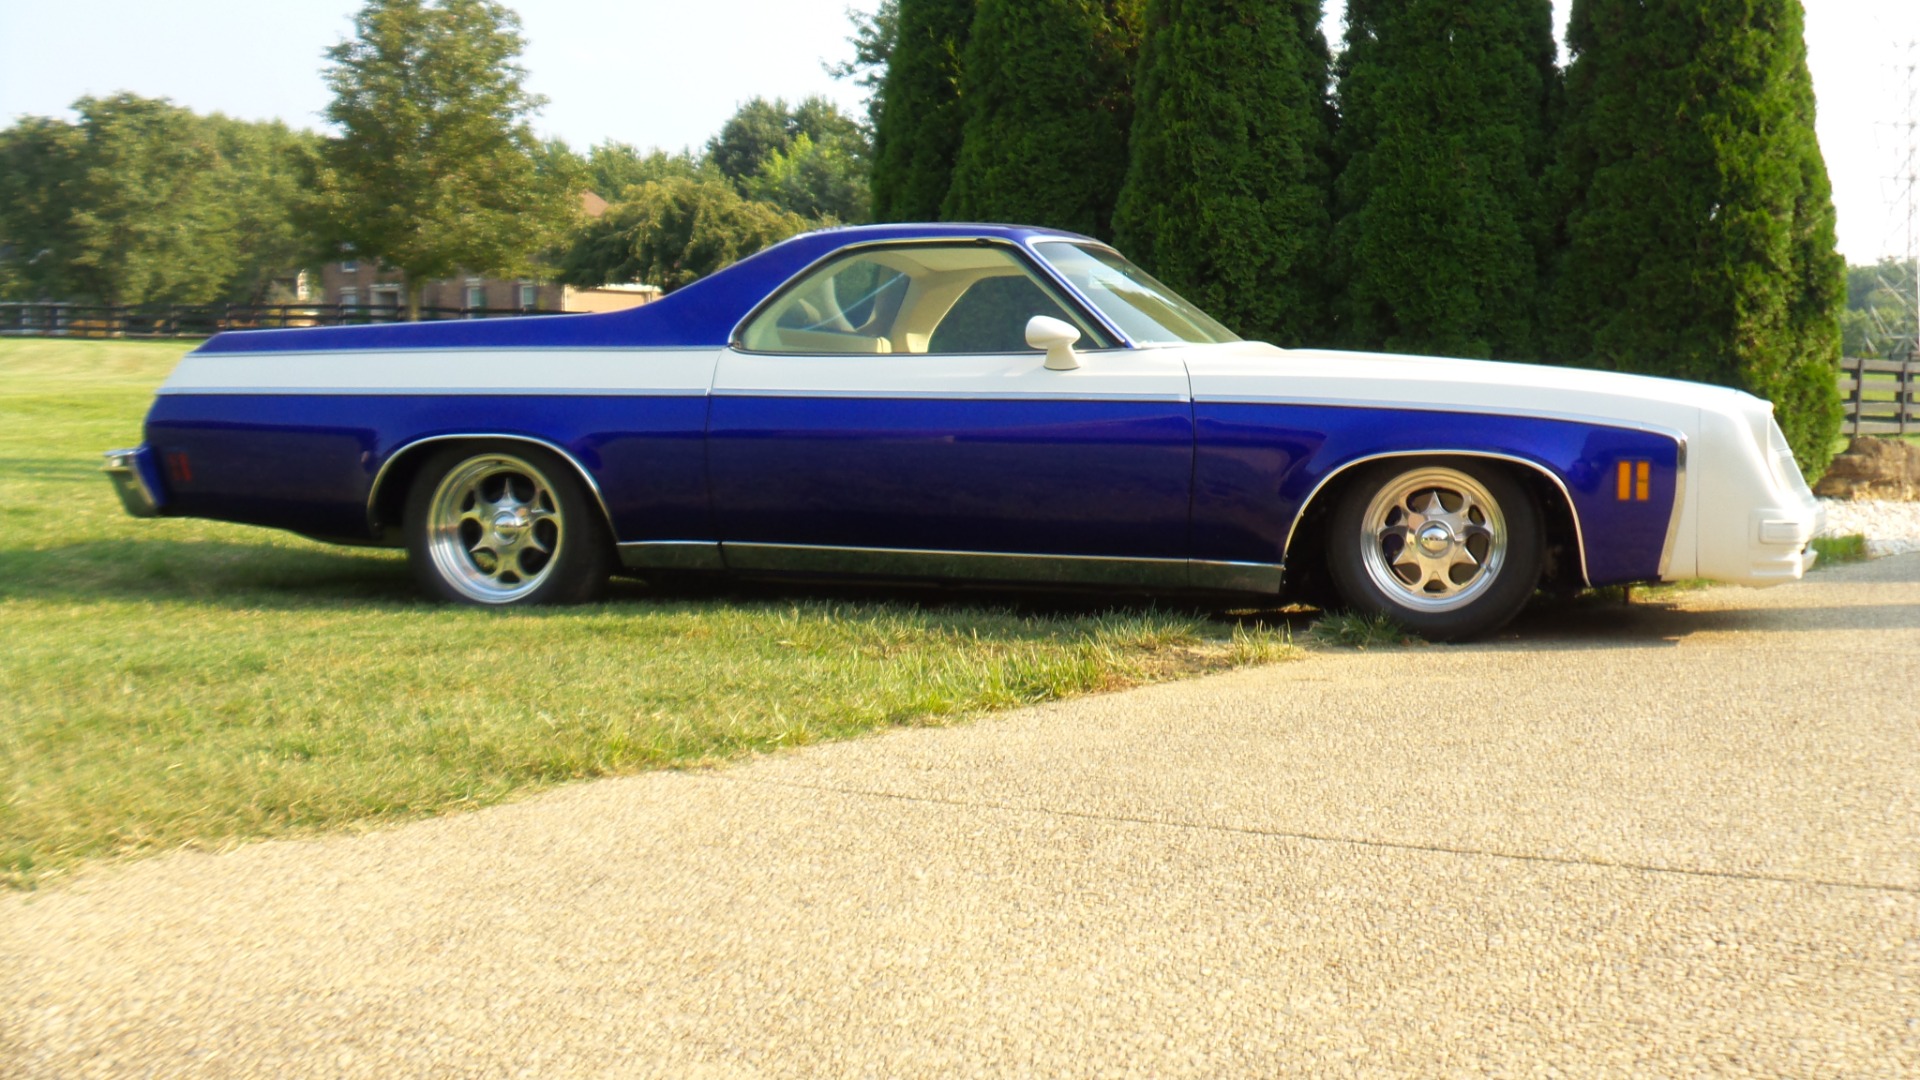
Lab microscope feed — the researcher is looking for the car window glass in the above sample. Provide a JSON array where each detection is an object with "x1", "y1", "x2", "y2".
[
  {"x1": 926, "y1": 275, "x2": 1081, "y2": 354},
  {"x1": 1033, "y1": 241, "x2": 1239, "y2": 345},
  {"x1": 739, "y1": 244, "x2": 1104, "y2": 356}
]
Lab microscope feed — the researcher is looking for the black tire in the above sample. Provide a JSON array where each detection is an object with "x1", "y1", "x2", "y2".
[
  {"x1": 403, "y1": 445, "x2": 613, "y2": 605},
  {"x1": 1325, "y1": 458, "x2": 1542, "y2": 641}
]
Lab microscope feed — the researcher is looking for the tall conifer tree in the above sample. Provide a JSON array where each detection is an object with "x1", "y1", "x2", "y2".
[
  {"x1": 943, "y1": 0, "x2": 1142, "y2": 237},
  {"x1": 869, "y1": 0, "x2": 973, "y2": 221},
  {"x1": 1329, "y1": 0, "x2": 1557, "y2": 358},
  {"x1": 1112, "y1": 0, "x2": 1333, "y2": 345},
  {"x1": 1549, "y1": 0, "x2": 1843, "y2": 477}
]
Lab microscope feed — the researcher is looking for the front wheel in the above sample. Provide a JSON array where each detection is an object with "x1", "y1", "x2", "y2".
[
  {"x1": 1325, "y1": 459, "x2": 1542, "y2": 641},
  {"x1": 404, "y1": 446, "x2": 612, "y2": 605}
]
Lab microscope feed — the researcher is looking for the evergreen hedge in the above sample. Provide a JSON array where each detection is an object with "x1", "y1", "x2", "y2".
[
  {"x1": 943, "y1": 0, "x2": 1143, "y2": 238},
  {"x1": 1549, "y1": 0, "x2": 1844, "y2": 477},
  {"x1": 869, "y1": 0, "x2": 974, "y2": 222},
  {"x1": 1112, "y1": 0, "x2": 1334, "y2": 346},
  {"x1": 1330, "y1": 0, "x2": 1558, "y2": 359}
]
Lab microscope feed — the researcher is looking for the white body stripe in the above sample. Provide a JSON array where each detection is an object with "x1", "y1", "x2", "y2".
[
  {"x1": 158, "y1": 347, "x2": 721, "y2": 396},
  {"x1": 1184, "y1": 341, "x2": 1749, "y2": 429}
]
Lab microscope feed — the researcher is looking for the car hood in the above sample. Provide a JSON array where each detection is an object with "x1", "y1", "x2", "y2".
[{"x1": 1180, "y1": 341, "x2": 1762, "y2": 435}]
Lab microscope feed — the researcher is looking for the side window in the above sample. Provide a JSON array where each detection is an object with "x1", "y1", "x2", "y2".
[
  {"x1": 739, "y1": 243, "x2": 1103, "y2": 356},
  {"x1": 739, "y1": 252, "x2": 911, "y2": 354},
  {"x1": 926, "y1": 276, "x2": 1078, "y2": 354}
]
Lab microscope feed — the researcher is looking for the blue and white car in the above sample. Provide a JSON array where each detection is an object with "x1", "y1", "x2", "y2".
[{"x1": 104, "y1": 223, "x2": 1823, "y2": 639}]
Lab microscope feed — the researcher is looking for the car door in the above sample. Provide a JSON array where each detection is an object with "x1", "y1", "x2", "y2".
[{"x1": 707, "y1": 240, "x2": 1195, "y2": 586}]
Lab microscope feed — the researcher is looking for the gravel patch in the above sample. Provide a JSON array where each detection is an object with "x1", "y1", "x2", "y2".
[{"x1": 1817, "y1": 498, "x2": 1920, "y2": 557}]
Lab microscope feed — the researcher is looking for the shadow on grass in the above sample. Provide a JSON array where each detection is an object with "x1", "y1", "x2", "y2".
[
  {"x1": 0, "y1": 456, "x2": 112, "y2": 482},
  {"x1": 2, "y1": 537, "x2": 1324, "y2": 632},
  {"x1": 633, "y1": 572, "x2": 1325, "y2": 634},
  {"x1": 0, "y1": 539, "x2": 420, "y2": 609}
]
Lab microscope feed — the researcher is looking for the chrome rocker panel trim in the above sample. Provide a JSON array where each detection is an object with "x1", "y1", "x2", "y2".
[
  {"x1": 682, "y1": 543, "x2": 1280, "y2": 593},
  {"x1": 617, "y1": 541, "x2": 1284, "y2": 593},
  {"x1": 617, "y1": 540, "x2": 728, "y2": 571}
]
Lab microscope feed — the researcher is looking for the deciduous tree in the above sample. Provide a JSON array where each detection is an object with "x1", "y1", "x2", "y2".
[
  {"x1": 208, "y1": 115, "x2": 324, "y2": 303},
  {"x1": 309, "y1": 0, "x2": 577, "y2": 318},
  {"x1": 584, "y1": 142, "x2": 708, "y2": 201},
  {"x1": 556, "y1": 176, "x2": 810, "y2": 293},
  {"x1": 0, "y1": 96, "x2": 314, "y2": 305},
  {"x1": 707, "y1": 96, "x2": 871, "y2": 223},
  {"x1": 0, "y1": 117, "x2": 86, "y2": 301}
]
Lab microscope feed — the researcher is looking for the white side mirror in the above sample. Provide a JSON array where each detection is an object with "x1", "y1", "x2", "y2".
[{"x1": 1026, "y1": 315, "x2": 1082, "y2": 371}]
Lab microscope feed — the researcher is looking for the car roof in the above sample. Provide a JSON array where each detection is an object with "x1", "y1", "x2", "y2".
[{"x1": 195, "y1": 223, "x2": 1101, "y2": 355}]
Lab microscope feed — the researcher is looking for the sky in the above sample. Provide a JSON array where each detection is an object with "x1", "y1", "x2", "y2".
[{"x1": 0, "y1": 0, "x2": 1915, "y2": 264}]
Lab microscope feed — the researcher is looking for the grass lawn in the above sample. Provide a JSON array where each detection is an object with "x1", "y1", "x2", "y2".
[{"x1": 0, "y1": 338, "x2": 1295, "y2": 888}]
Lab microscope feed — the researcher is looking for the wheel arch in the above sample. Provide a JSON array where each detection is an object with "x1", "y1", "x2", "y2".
[
  {"x1": 368, "y1": 434, "x2": 618, "y2": 543},
  {"x1": 1282, "y1": 451, "x2": 1590, "y2": 591}
]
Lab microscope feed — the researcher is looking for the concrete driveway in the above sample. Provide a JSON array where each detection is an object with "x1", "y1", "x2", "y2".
[{"x1": 4, "y1": 556, "x2": 1917, "y2": 1077}]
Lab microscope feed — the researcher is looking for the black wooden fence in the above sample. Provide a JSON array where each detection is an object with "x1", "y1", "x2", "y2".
[
  {"x1": 1839, "y1": 355, "x2": 1918, "y2": 437},
  {"x1": 0, "y1": 301, "x2": 560, "y2": 339}
]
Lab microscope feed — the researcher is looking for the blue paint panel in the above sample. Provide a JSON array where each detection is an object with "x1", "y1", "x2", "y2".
[
  {"x1": 145, "y1": 394, "x2": 711, "y2": 542},
  {"x1": 193, "y1": 225, "x2": 1099, "y2": 356},
  {"x1": 1193, "y1": 404, "x2": 1681, "y2": 585},
  {"x1": 708, "y1": 396, "x2": 1194, "y2": 559}
]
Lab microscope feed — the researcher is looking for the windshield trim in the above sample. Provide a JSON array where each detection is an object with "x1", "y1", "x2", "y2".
[{"x1": 1028, "y1": 240, "x2": 1241, "y2": 348}]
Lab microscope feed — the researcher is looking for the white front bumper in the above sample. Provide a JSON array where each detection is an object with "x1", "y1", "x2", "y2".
[{"x1": 1736, "y1": 499, "x2": 1824, "y2": 583}]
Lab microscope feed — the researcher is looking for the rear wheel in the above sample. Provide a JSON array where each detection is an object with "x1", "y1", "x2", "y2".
[
  {"x1": 1326, "y1": 459, "x2": 1541, "y2": 641},
  {"x1": 404, "y1": 446, "x2": 611, "y2": 605}
]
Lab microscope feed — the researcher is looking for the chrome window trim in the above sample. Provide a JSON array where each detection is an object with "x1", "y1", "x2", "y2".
[
  {"x1": 1018, "y1": 240, "x2": 1137, "y2": 349},
  {"x1": 366, "y1": 433, "x2": 616, "y2": 538},
  {"x1": 706, "y1": 386, "x2": 1188, "y2": 404},
  {"x1": 726, "y1": 235, "x2": 1128, "y2": 354},
  {"x1": 1027, "y1": 240, "x2": 1241, "y2": 347},
  {"x1": 161, "y1": 386, "x2": 710, "y2": 397},
  {"x1": 1282, "y1": 450, "x2": 1601, "y2": 588}
]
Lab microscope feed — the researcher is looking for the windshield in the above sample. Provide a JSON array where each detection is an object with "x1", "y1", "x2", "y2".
[{"x1": 1033, "y1": 242, "x2": 1240, "y2": 346}]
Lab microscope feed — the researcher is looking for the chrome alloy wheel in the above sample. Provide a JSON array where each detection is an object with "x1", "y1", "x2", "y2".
[
  {"x1": 424, "y1": 453, "x2": 565, "y2": 604},
  {"x1": 1355, "y1": 466, "x2": 1508, "y2": 613}
]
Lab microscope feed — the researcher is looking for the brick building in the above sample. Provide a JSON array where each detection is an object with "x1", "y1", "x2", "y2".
[
  {"x1": 315, "y1": 192, "x2": 660, "y2": 315},
  {"x1": 315, "y1": 262, "x2": 657, "y2": 315}
]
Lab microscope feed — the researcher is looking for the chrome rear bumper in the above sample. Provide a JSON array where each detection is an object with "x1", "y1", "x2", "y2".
[{"x1": 102, "y1": 446, "x2": 163, "y2": 518}]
